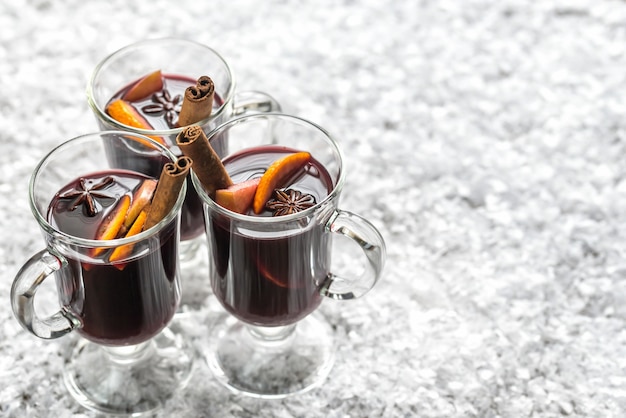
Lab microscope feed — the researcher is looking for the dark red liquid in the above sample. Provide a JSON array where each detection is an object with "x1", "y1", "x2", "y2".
[
  {"x1": 209, "y1": 146, "x2": 334, "y2": 326},
  {"x1": 48, "y1": 170, "x2": 180, "y2": 346},
  {"x1": 104, "y1": 73, "x2": 225, "y2": 241}
]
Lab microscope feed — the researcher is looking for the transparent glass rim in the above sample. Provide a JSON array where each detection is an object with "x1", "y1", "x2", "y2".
[
  {"x1": 29, "y1": 131, "x2": 186, "y2": 248},
  {"x1": 86, "y1": 37, "x2": 237, "y2": 136},
  {"x1": 191, "y1": 113, "x2": 346, "y2": 224}
]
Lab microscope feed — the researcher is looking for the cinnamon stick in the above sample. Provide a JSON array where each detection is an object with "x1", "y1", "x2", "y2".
[
  {"x1": 176, "y1": 125, "x2": 232, "y2": 197},
  {"x1": 144, "y1": 156, "x2": 192, "y2": 230},
  {"x1": 177, "y1": 75, "x2": 215, "y2": 126}
]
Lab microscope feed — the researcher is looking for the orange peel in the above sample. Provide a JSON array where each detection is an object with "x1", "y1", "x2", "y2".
[
  {"x1": 120, "y1": 179, "x2": 157, "y2": 235},
  {"x1": 215, "y1": 177, "x2": 260, "y2": 214},
  {"x1": 109, "y1": 210, "x2": 148, "y2": 269},
  {"x1": 122, "y1": 70, "x2": 163, "y2": 102},
  {"x1": 252, "y1": 152, "x2": 311, "y2": 214},
  {"x1": 91, "y1": 195, "x2": 131, "y2": 257},
  {"x1": 106, "y1": 99, "x2": 166, "y2": 145}
]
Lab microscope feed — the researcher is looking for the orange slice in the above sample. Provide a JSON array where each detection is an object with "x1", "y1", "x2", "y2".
[
  {"x1": 91, "y1": 194, "x2": 130, "y2": 257},
  {"x1": 107, "y1": 99, "x2": 152, "y2": 130},
  {"x1": 257, "y1": 262, "x2": 289, "y2": 288},
  {"x1": 215, "y1": 177, "x2": 261, "y2": 214},
  {"x1": 110, "y1": 210, "x2": 148, "y2": 270},
  {"x1": 106, "y1": 99, "x2": 166, "y2": 145},
  {"x1": 122, "y1": 70, "x2": 163, "y2": 102},
  {"x1": 120, "y1": 179, "x2": 157, "y2": 235},
  {"x1": 252, "y1": 152, "x2": 311, "y2": 214}
]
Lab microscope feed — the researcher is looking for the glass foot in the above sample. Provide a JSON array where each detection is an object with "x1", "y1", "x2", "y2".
[
  {"x1": 63, "y1": 324, "x2": 195, "y2": 416},
  {"x1": 204, "y1": 312, "x2": 335, "y2": 399}
]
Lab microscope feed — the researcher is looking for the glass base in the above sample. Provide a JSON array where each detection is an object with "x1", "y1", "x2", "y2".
[
  {"x1": 204, "y1": 312, "x2": 335, "y2": 399},
  {"x1": 63, "y1": 324, "x2": 195, "y2": 416}
]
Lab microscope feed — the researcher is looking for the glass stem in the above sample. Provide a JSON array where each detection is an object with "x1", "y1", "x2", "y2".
[
  {"x1": 103, "y1": 341, "x2": 155, "y2": 366},
  {"x1": 247, "y1": 324, "x2": 297, "y2": 346}
]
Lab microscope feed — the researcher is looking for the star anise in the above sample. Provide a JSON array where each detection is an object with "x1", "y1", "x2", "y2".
[
  {"x1": 57, "y1": 176, "x2": 115, "y2": 217},
  {"x1": 141, "y1": 89, "x2": 182, "y2": 128},
  {"x1": 266, "y1": 189, "x2": 316, "y2": 216}
]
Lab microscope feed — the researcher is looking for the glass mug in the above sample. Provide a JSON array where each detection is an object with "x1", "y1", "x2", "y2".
[
  {"x1": 86, "y1": 37, "x2": 281, "y2": 256},
  {"x1": 192, "y1": 114, "x2": 386, "y2": 398},
  {"x1": 10, "y1": 132, "x2": 193, "y2": 416}
]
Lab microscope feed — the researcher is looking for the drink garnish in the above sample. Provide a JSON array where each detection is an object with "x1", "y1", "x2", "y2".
[
  {"x1": 109, "y1": 210, "x2": 148, "y2": 269},
  {"x1": 215, "y1": 177, "x2": 261, "y2": 214},
  {"x1": 107, "y1": 99, "x2": 153, "y2": 130},
  {"x1": 141, "y1": 89, "x2": 183, "y2": 128},
  {"x1": 178, "y1": 75, "x2": 215, "y2": 126},
  {"x1": 255, "y1": 259, "x2": 290, "y2": 288},
  {"x1": 88, "y1": 158, "x2": 189, "y2": 268},
  {"x1": 92, "y1": 194, "x2": 131, "y2": 257},
  {"x1": 120, "y1": 179, "x2": 157, "y2": 236},
  {"x1": 176, "y1": 126, "x2": 233, "y2": 196},
  {"x1": 266, "y1": 189, "x2": 316, "y2": 216},
  {"x1": 122, "y1": 69, "x2": 164, "y2": 102},
  {"x1": 57, "y1": 176, "x2": 115, "y2": 216},
  {"x1": 252, "y1": 151, "x2": 311, "y2": 214},
  {"x1": 106, "y1": 99, "x2": 166, "y2": 145},
  {"x1": 144, "y1": 156, "x2": 192, "y2": 230}
]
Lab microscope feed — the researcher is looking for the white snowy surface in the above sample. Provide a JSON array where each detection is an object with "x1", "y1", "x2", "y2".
[{"x1": 2, "y1": 0, "x2": 626, "y2": 416}]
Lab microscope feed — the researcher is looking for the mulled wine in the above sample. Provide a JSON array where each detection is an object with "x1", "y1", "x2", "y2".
[
  {"x1": 104, "y1": 72, "x2": 224, "y2": 241},
  {"x1": 209, "y1": 146, "x2": 334, "y2": 326},
  {"x1": 48, "y1": 170, "x2": 179, "y2": 346},
  {"x1": 192, "y1": 114, "x2": 387, "y2": 398}
]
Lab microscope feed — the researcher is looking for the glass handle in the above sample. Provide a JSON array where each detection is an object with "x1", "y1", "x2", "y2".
[
  {"x1": 11, "y1": 249, "x2": 80, "y2": 339},
  {"x1": 321, "y1": 210, "x2": 386, "y2": 300},
  {"x1": 232, "y1": 91, "x2": 282, "y2": 115}
]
